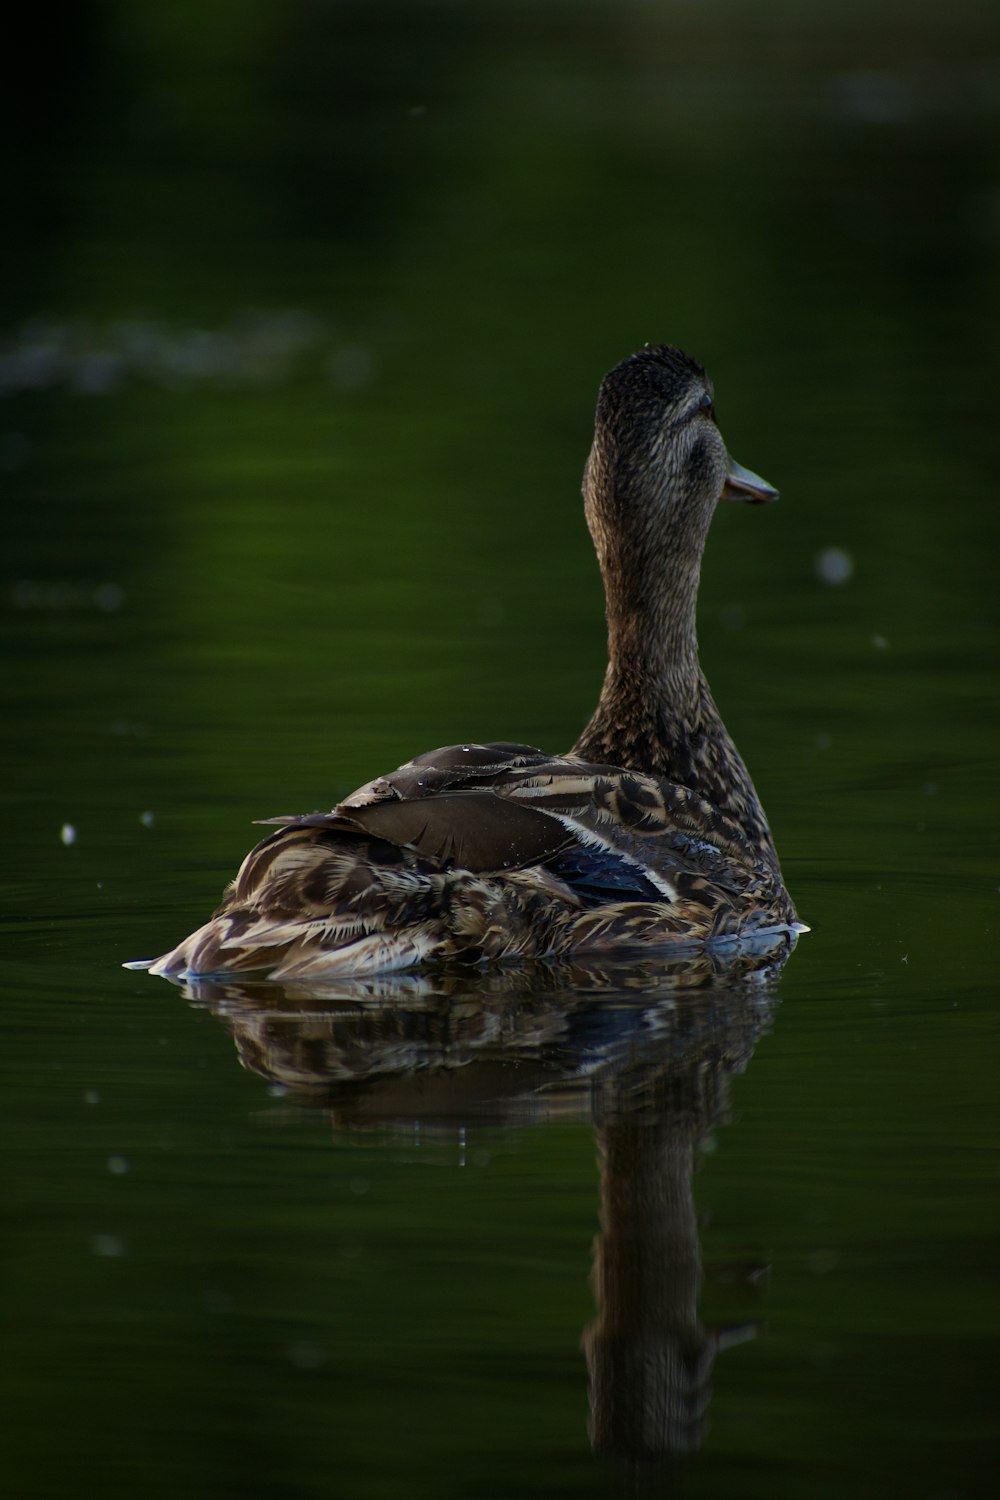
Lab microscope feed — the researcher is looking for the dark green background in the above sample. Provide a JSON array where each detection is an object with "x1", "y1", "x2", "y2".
[{"x1": 3, "y1": 3, "x2": 998, "y2": 1496}]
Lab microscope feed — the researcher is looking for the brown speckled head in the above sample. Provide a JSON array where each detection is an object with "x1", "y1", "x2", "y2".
[
  {"x1": 583, "y1": 344, "x2": 730, "y2": 624},
  {"x1": 595, "y1": 344, "x2": 712, "y2": 431}
]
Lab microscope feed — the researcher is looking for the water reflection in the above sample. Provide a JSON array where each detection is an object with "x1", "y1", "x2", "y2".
[
  {"x1": 0, "y1": 311, "x2": 350, "y2": 395},
  {"x1": 584, "y1": 1079, "x2": 756, "y2": 1469},
  {"x1": 170, "y1": 941, "x2": 793, "y2": 1476}
]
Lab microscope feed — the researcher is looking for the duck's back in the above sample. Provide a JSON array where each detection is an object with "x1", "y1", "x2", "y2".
[{"x1": 144, "y1": 742, "x2": 796, "y2": 980}]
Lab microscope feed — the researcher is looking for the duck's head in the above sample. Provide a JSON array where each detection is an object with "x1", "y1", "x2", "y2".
[{"x1": 583, "y1": 344, "x2": 777, "y2": 582}]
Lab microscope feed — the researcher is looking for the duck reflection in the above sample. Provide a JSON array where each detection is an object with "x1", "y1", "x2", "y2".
[
  {"x1": 583, "y1": 1069, "x2": 756, "y2": 1463},
  {"x1": 173, "y1": 936, "x2": 793, "y2": 1469}
]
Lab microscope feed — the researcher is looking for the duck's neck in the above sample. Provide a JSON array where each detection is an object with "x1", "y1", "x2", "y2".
[
  {"x1": 604, "y1": 544, "x2": 706, "y2": 711},
  {"x1": 571, "y1": 534, "x2": 778, "y2": 865},
  {"x1": 572, "y1": 550, "x2": 708, "y2": 772}
]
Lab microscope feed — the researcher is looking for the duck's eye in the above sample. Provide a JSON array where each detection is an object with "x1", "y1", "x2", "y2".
[{"x1": 698, "y1": 392, "x2": 715, "y2": 420}]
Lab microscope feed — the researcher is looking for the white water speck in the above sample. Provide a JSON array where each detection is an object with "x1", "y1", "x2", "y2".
[
  {"x1": 94, "y1": 582, "x2": 124, "y2": 611},
  {"x1": 831, "y1": 70, "x2": 911, "y2": 126},
  {"x1": 91, "y1": 1233, "x2": 127, "y2": 1258},
  {"x1": 327, "y1": 343, "x2": 376, "y2": 391},
  {"x1": 202, "y1": 1288, "x2": 233, "y2": 1315},
  {"x1": 475, "y1": 597, "x2": 504, "y2": 627},
  {"x1": 815, "y1": 546, "x2": 854, "y2": 585},
  {"x1": 0, "y1": 432, "x2": 29, "y2": 470},
  {"x1": 287, "y1": 1340, "x2": 327, "y2": 1370},
  {"x1": 140, "y1": 810, "x2": 155, "y2": 828},
  {"x1": 107, "y1": 1155, "x2": 130, "y2": 1176},
  {"x1": 60, "y1": 823, "x2": 76, "y2": 846}
]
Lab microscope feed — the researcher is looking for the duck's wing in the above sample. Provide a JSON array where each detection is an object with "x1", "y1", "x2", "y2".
[
  {"x1": 253, "y1": 790, "x2": 574, "y2": 881},
  {"x1": 263, "y1": 741, "x2": 778, "y2": 907}
]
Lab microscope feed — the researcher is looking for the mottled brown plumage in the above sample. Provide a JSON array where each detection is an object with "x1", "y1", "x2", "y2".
[{"x1": 138, "y1": 345, "x2": 801, "y2": 980}]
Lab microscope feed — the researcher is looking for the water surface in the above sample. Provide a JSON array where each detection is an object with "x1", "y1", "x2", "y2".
[{"x1": 3, "y1": 3, "x2": 998, "y2": 1496}]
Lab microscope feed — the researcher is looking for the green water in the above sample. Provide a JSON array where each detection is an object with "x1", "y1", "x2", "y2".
[{"x1": 3, "y1": 3, "x2": 998, "y2": 1496}]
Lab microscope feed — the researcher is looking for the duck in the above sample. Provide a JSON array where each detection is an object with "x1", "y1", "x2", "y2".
[{"x1": 138, "y1": 344, "x2": 801, "y2": 980}]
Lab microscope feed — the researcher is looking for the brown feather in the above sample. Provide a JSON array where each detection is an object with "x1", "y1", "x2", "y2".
[{"x1": 337, "y1": 790, "x2": 574, "y2": 871}]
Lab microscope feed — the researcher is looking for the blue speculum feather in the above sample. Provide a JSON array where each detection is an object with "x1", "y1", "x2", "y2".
[{"x1": 546, "y1": 844, "x2": 664, "y2": 905}]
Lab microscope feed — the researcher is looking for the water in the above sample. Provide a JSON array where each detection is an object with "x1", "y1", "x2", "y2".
[{"x1": 3, "y1": 3, "x2": 998, "y2": 1496}]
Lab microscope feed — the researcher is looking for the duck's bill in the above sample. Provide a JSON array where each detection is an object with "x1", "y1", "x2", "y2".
[{"x1": 722, "y1": 459, "x2": 778, "y2": 504}]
